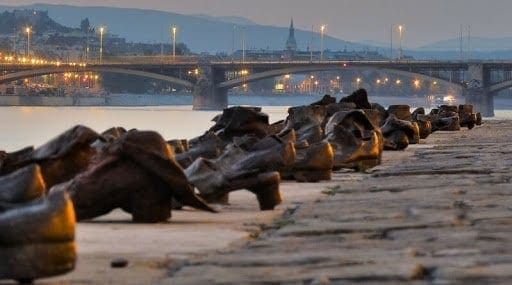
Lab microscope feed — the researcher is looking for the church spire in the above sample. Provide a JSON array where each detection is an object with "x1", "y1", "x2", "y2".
[{"x1": 285, "y1": 17, "x2": 297, "y2": 51}]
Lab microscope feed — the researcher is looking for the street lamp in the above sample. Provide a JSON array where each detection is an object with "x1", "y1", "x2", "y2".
[
  {"x1": 356, "y1": 77, "x2": 362, "y2": 88},
  {"x1": 241, "y1": 26, "x2": 246, "y2": 63},
  {"x1": 398, "y1": 25, "x2": 404, "y2": 60},
  {"x1": 320, "y1": 25, "x2": 326, "y2": 61},
  {"x1": 99, "y1": 26, "x2": 105, "y2": 64},
  {"x1": 232, "y1": 25, "x2": 236, "y2": 62},
  {"x1": 172, "y1": 26, "x2": 177, "y2": 60},
  {"x1": 86, "y1": 27, "x2": 90, "y2": 63},
  {"x1": 25, "y1": 27, "x2": 31, "y2": 57}
]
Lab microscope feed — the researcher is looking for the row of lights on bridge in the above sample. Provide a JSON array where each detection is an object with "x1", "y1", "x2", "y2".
[{"x1": 1, "y1": 54, "x2": 90, "y2": 67}]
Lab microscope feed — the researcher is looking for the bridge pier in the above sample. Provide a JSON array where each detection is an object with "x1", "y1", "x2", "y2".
[
  {"x1": 192, "y1": 61, "x2": 227, "y2": 110},
  {"x1": 464, "y1": 88, "x2": 494, "y2": 117},
  {"x1": 464, "y1": 64, "x2": 494, "y2": 117}
]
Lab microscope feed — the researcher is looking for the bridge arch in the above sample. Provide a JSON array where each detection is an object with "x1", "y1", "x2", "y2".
[
  {"x1": 0, "y1": 66, "x2": 194, "y2": 88},
  {"x1": 218, "y1": 65, "x2": 464, "y2": 93},
  {"x1": 488, "y1": 79, "x2": 512, "y2": 94}
]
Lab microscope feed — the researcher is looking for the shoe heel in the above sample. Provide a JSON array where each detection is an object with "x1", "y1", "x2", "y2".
[
  {"x1": 250, "y1": 172, "x2": 282, "y2": 210},
  {"x1": 131, "y1": 189, "x2": 172, "y2": 223}
]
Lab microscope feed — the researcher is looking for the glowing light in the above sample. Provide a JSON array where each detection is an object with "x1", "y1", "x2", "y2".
[
  {"x1": 444, "y1": 95, "x2": 455, "y2": 103},
  {"x1": 396, "y1": 79, "x2": 401, "y2": 85}
]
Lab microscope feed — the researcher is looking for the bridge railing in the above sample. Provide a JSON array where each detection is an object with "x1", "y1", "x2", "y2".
[
  {"x1": 95, "y1": 55, "x2": 200, "y2": 65},
  {"x1": 0, "y1": 56, "x2": 486, "y2": 67}
]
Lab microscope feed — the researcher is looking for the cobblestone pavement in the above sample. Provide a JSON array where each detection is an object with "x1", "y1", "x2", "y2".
[{"x1": 163, "y1": 120, "x2": 512, "y2": 285}]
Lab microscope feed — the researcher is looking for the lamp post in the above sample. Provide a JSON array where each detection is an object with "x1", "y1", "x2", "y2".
[
  {"x1": 86, "y1": 27, "x2": 91, "y2": 63},
  {"x1": 310, "y1": 25, "x2": 314, "y2": 62},
  {"x1": 232, "y1": 25, "x2": 236, "y2": 62},
  {"x1": 13, "y1": 28, "x2": 17, "y2": 57},
  {"x1": 25, "y1": 27, "x2": 31, "y2": 57},
  {"x1": 242, "y1": 26, "x2": 246, "y2": 63},
  {"x1": 320, "y1": 25, "x2": 326, "y2": 61},
  {"x1": 172, "y1": 26, "x2": 177, "y2": 60},
  {"x1": 99, "y1": 26, "x2": 105, "y2": 64},
  {"x1": 398, "y1": 25, "x2": 404, "y2": 61}
]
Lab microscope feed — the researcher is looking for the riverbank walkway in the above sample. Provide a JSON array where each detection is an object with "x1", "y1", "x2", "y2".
[
  {"x1": 41, "y1": 120, "x2": 512, "y2": 285},
  {"x1": 166, "y1": 120, "x2": 512, "y2": 284}
]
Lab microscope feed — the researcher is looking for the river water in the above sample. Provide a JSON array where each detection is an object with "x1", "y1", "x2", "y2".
[{"x1": 1, "y1": 96, "x2": 511, "y2": 152}]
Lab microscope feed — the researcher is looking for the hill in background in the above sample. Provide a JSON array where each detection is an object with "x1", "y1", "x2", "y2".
[{"x1": 0, "y1": 3, "x2": 376, "y2": 54}]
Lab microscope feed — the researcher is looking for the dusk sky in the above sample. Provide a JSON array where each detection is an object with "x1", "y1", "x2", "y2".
[{"x1": 1, "y1": 0, "x2": 511, "y2": 47}]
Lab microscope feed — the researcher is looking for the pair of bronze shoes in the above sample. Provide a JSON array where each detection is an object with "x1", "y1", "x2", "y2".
[{"x1": 0, "y1": 125, "x2": 94, "y2": 282}]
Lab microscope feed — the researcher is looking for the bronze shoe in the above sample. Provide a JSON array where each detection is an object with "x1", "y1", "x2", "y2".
[
  {"x1": 381, "y1": 114, "x2": 419, "y2": 150},
  {"x1": 1, "y1": 125, "x2": 100, "y2": 188},
  {"x1": 282, "y1": 141, "x2": 334, "y2": 182},
  {"x1": 339, "y1": 88, "x2": 372, "y2": 109},
  {"x1": 325, "y1": 110, "x2": 383, "y2": 170},
  {"x1": 0, "y1": 164, "x2": 46, "y2": 212},
  {"x1": 0, "y1": 191, "x2": 76, "y2": 283},
  {"x1": 53, "y1": 130, "x2": 215, "y2": 223},
  {"x1": 209, "y1": 106, "x2": 271, "y2": 141},
  {"x1": 458, "y1": 104, "x2": 477, "y2": 129},
  {"x1": 185, "y1": 141, "x2": 291, "y2": 210}
]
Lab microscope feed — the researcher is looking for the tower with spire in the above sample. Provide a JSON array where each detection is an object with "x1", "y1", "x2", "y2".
[{"x1": 285, "y1": 18, "x2": 297, "y2": 52}]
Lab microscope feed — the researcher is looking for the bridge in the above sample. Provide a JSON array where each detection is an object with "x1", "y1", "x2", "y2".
[{"x1": 1, "y1": 57, "x2": 511, "y2": 117}]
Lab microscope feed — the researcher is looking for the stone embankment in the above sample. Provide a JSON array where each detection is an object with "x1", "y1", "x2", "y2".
[{"x1": 165, "y1": 120, "x2": 512, "y2": 285}]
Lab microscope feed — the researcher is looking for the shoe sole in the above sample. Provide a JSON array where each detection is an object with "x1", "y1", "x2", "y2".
[{"x1": 0, "y1": 241, "x2": 76, "y2": 282}]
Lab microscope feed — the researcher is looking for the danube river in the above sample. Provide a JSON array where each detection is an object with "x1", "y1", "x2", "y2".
[
  {"x1": 0, "y1": 105, "x2": 289, "y2": 151},
  {"x1": 1, "y1": 96, "x2": 511, "y2": 152}
]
